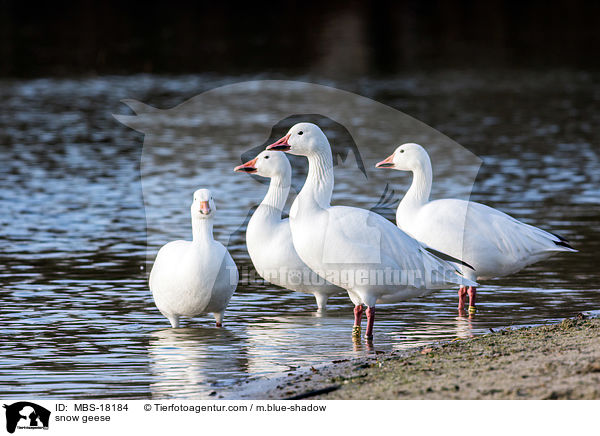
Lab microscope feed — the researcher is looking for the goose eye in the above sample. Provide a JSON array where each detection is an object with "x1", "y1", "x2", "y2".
[
  {"x1": 399, "y1": 149, "x2": 404, "y2": 153},
  {"x1": 298, "y1": 131, "x2": 303, "y2": 135},
  {"x1": 264, "y1": 155, "x2": 269, "y2": 159}
]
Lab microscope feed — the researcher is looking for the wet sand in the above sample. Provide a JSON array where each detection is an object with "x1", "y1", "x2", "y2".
[{"x1": 235, "y1": 316, "x2": 600, "y2": 400}]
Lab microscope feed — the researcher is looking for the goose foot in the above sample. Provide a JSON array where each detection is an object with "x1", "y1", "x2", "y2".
[
  {"x1": 365, "y1": 306, "x2": 375, "y2": 339},
  {"x1": 458, "y1": 286, "x2": 467, "y2": 311}
]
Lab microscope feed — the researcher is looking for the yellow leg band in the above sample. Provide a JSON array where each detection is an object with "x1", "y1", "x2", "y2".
[
  {"x1": 468, "y1": 305, "x2": 477, "y2": 314},
  {"x1": 352, "y1": 326, "x2": 362, "y2": 337}
]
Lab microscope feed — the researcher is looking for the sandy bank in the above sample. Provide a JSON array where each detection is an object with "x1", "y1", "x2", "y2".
[{"x1": 238, "y1": 316, "x2": 600, "y2": 400}]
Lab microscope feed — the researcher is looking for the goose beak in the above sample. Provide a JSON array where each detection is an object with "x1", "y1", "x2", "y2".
[
  {"x1": 234, "y1": 157, "x2": 258, "y2": 173},
  {"x1": 199, "y1": 201, "x2": 211, "y2": 215},
  {"x1": 266, "y1": 133, "x2": 291, "y2": 151},
  {"x1": 376, "y1": 154, "x2": 395, "y2": 168}
]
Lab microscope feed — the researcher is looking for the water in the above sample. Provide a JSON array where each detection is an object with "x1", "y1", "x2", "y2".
[{"x1": 1, "y1": 71, "x2": 598, "y2": 399}]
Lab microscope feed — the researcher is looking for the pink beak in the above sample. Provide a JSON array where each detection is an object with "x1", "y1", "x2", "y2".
[
  {"x1": 199, "y1": 200, "x2": 211, "y2": 215},
  {"x1": 375, "y1": 154, "x2": 395, "y2": 168},
  {"x1": 266, "y1": 133, "x2": 291, "y2": 151},
  {"x1": 234, "y1": 157, "x2": 258, "y2": 173}
]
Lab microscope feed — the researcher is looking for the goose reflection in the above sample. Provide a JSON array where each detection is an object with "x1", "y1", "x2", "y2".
[
  {"x1": 148, "y1": 327, "x2": 248, "y2": 399},
  {"x1": 243, "y1": 312, "x2": 358, "y2": 375},
  {"x1": 454, "y1": 314, "x2": 475, "y2": 338}
]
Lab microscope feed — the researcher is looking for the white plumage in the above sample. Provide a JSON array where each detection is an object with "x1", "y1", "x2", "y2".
[
  {"x1": 149, "y1": 189, "x2": 238, "y2": 328},
  {"x1": 234, "y1": 150, "x2": 343, "y2": 310},
  {"x1": 376, "y1": 142, "x2": 576, "y2": 309}
]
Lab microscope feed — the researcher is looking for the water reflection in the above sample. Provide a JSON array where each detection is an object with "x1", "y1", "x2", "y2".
[
  {"x1": 454, "y1": 315, "x2": 475, "y2": 339},
  {"x1": 148, "y1": 328, "x2": 248, "y2": 399},
  {"x1": 242, "y1": 312, "x2": 366, "y2": 376}
]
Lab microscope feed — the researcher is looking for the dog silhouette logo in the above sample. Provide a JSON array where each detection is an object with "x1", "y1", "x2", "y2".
[{"x1": 3, "y1": 402, "x2": 50, "y2": 433}]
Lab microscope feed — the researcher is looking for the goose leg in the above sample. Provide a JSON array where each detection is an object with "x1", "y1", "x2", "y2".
[
  {"x1": 365, "y1": 307, "x2": 375, "y2": 340},
  {"x1": 458, "y1": 286, "x2": 467, "y2": 311},
  {"x1": 213, "y1": 311, "x2": 224, "y2": 327},
  {"x1": 314, "y1": 293, "x2": 329, "y2": 312},
  {"x1": 352, "y1": 305, "x2": 363, "y2": 337},
  {"x1": 467, "y1": 287, "x2": 477, "y2": 314},
  {"x1": 168, "y1": 315, "x2": 180, "y2": 328}
]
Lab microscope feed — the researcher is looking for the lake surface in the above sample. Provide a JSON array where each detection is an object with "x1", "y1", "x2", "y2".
[{"x1": 1, "y1": 71, "x2": 598, "y2": 399}]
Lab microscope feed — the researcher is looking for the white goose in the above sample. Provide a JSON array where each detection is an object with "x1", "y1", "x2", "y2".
[
  {"x1": 149, "y1": 189, "x2": 238, "y2": 328},
  {"x1": 376, "y1": 143, "x2": 576, "y2": 313},
  {"x1": 267, "y1": 123, "x2": 476, "y2": 339},
  {"x1": 234, "y1": 150, "x2": 343, "y2": 310}
]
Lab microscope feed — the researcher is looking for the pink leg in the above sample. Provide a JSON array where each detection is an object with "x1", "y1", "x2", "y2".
[
  {"x1": 353, "y1": 305, "x2": 364, "y2": 326},
  {"x1": 458, "y1": 286, "x2": 467, "y2": 311},
  {"x1": 467, "y1": 286, "x2": 477, "y2": 313},
  {"x1": 365, "y1": 307, "x2": 375, "y2": 339},
  {"x1": 352, "y1": 305, "x2": 363, "y2": 337}
]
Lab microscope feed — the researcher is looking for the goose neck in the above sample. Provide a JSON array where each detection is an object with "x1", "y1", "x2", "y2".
[
  {"x1": 401, "y1": 159, "x2": 432, "y2": 210},
  {"x1": 192, "y1": 217, "x2": 214, "y2": 244},
  {"x1": 259, "y1": 175, "x2": 290, "y2": 217},
  {"x1": 300, "y1": 149, "x2": 334, "y2": 209}
]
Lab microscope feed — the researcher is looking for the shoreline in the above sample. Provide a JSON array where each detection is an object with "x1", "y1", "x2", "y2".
[{"x1": 228, "y1": 315, "x2": 600, "y2": 400}]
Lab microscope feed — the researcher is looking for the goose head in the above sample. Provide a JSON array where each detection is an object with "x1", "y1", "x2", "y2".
[
  {"x1": 191, "y1": 188, "x2": 216, "y2": 219},
  {"x1": 234, "y1": 150, "x2": 291, "y2": 179},
  {"x1": 266, "y1": 122, "x2": 329, "y2": 157},
  {"x1": 376, "y1": 143, "x2": 429, "y2": 172}
]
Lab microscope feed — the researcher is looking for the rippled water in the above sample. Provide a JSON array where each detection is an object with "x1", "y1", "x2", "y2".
[{"x1": 1, "y1": 71, "x2": 598, "y2": 399}]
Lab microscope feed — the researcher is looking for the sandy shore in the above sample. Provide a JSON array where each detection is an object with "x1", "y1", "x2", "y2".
[{"x1": 233, "y1": 316, "x2": 600, "y2": 400}]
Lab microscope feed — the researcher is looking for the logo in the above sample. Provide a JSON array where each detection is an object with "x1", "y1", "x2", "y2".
[{"x1": 3, "y1": 402, "x2": 50, "y2": 434}]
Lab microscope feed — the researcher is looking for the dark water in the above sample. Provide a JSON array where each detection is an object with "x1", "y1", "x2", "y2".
[{"x1": 1, "y1": 71, "x2": 598, "y2": 399}]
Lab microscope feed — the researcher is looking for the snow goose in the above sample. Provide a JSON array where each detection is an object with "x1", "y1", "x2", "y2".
[
  {"x1": 376, "y1": 143, "x2": 576, "y2": 313},
  {"x1": 234, "y1": 150, "x2": 343, "y2": 310},
  {"x1": 267, "y1": 123, "x2": 475, "y2": 339},
  {"x1": 149, "y1": 189, "x2": 238, "y2": 327}
]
